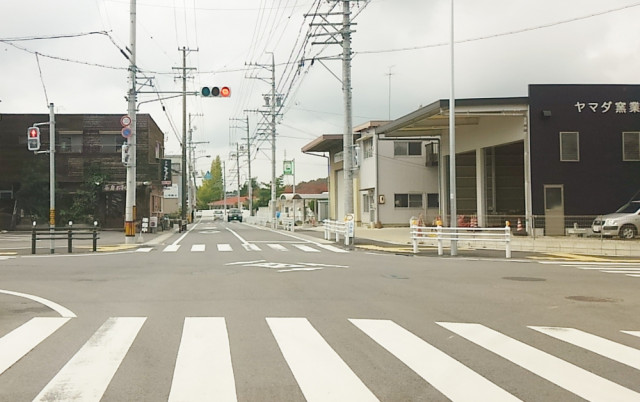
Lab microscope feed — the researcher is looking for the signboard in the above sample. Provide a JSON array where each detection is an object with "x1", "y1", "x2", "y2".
[
  {"x1": 161, "y1": 159, "x2": 172, "y2": 185},
  {"x1": 163, "y1": 184, "x2": 179, "y2": 199},
  {"x1": 120, "y1": 115, "x2": 132, "y2": 127},
  {"x1": 283, "y1": 160, "x2": 294, "y2": 175},
  {"x1": 121, "y1": 127, "x2": 132, "y2": 138}
]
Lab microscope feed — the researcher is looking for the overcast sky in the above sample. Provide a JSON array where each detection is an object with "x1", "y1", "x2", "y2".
[{"x1": 2, "y1": 0, "x2": 639, "y2": 189}]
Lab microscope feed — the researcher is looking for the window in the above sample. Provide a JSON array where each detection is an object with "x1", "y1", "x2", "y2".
[
  {"x1": 363, "y1": 138, "x2": 373, "y2": 159},
  {"x1": 427, "y1": 193, "x2": 439, "y2": 208},
  {"x1": 363, "y1": 194, "x2": 370, "y2": 212},
  {"x1": 559, "y1": 132, "x2": 579, "y2": 162},
  {"x1": 99, "y1": 135, "x2": 125, "y2": 153},
  {"x1": 425, "y1": 142, "x2": 439, "y2": 166},
  {"x1": 58, "y1": 135, "x2": 83, "y2": 153},
  {"x1": 394, "y1": 141, "x2": 422, "y2": 156},
  {"x1": 623, "y1": 132, "x2": 640, "y2": 161},
  {"x1": 394, "y1": 193, "x2": 423, "y2": 208}
]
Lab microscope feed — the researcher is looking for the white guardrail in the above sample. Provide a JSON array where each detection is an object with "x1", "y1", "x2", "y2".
[
  {"x1": 411, "y1": 222, "x2": 512, "y2": 258},
  {"x1": 323, "y1": 218, "x2": 355, "y2": 246}
]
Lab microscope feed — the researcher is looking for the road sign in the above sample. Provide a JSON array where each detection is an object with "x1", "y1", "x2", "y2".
[
  {"x1": 121, "y1": 127, "x2": 132, "y2": 138},
  {"x1": 120, "y1": 115, "x2": 132, "y2": 127}
]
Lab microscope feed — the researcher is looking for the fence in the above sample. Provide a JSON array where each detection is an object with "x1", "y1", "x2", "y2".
[
  {"x1": 411, "y1": 220, "x2": 512, "y2": 258},
  {"x1": 31, "y1": 225, "x2": 100, "y2": 254},
  {"x1": 323, "y1": 219, "x2": 355, "y2": 246}
]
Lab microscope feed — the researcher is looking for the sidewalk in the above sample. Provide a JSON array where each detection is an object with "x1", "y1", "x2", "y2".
[{"x1": 297, "y1": 225, "x2": 640, "y2": 258}]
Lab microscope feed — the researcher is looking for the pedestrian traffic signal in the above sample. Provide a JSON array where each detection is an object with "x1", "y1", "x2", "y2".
[
  {"x1": 27, "y1": 127, "x2": 40, "y2": 151},
  {"x1": 201, "y1": 86, "x2": 231, "y2": 98}
]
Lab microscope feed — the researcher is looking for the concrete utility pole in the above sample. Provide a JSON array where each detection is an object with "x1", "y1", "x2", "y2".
[
  {"x1": 48, "y1": 103, "x2": 55, "y2": 254},
  {"x1": 231, "y1": 116, "x2": 253, "y2": 215},
  {"x1": 245, "y1": 53, "x2": 279, "y2": 227},
  {"x1": 308, "y1": 0, "x2": 356, "y2": 219},
  {"x1": 449, "y1": 0, "x2": 458, "y2": 255},
  {"x1": 124, "y1": 0, "x2": 137, "y2": 243},
  {"x1": 173, "y1": 47, "x2": 197, "y2": 222}
]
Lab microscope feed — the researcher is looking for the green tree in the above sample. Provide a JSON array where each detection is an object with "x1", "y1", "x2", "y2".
[
  {"x1": 256, "y1": 175, "x2": 285, "y2": 208},
  {"x1": 196, "y1": 155, "x2": 223, "y2": 209},
  {"x1": 15, "y1": 158, "x2": 50, "y2": 221},
  {"x1": 58, "y1": 165, "x2": 109, "y2": 224}
]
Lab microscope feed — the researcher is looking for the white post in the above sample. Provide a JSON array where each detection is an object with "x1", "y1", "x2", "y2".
[
  {"x1": 505, "y1": 225, "x2": 512, "y2": 259},
  {"x1": 437, "y1": 225, "x2": 444, "y2": 256}
]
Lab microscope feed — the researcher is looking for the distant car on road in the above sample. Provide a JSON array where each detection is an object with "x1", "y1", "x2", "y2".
[
  {"x1": 213, "y1": 210, "x2": 225, "y2": 221},
  {"x1": 592, "y1": 198, "x2": 640, "y2": 239},
  {"x1": 227, "y1": 208, "x2": 243, "y2": 222}
]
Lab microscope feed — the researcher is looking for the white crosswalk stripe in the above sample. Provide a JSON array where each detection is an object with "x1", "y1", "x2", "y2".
[
  {"x1": 293, "y1": 244, "x2": 320, "y2": 252},
  {"x1": 6, "y1": 318, "x2": 639, "y2": 400},
  {"x1": 218, "y1": 243, "x2": 233, "y2": 252},
  {"x1": 542, "y1": 261, "x2": 640, "y2": 278},
  {"x1": 267, "y1": 317, "x2": 378, "y2": 401},
  {"x1": 34, "y1": 317, "x2": 146, "y2": 402},
  {"x1": 267, "y1": 243, "x2": 289, "y2": 251},
  {"x1": 190, "y1": 244, "x2": 205, "y2": 252},
  {"x1": 163, "y1": 244, "x2": 181, "y2": 252},
  {"x1": 438, "y1": 322, "x2": 640, "y2": 401},
  {"x1": 169, "y1": 317, "x2": 236, "y2": 402},
  {"x1": 155, "y1": 242, "x2": 346, "y2": 253}
]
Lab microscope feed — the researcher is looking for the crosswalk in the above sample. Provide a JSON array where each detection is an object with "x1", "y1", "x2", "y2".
[
  {"x1": 541, "y1": 261, "x2": 640, "y2": 278},
  {"x1": 2, "y1": 317, "x2": 640, "y2": 401},
  {"x1": 136, "y1": 242, "x2": 348, "y2": 254}
]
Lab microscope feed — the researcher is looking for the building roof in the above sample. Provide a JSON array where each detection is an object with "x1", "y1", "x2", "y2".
[
  {"x1": 301, "y1": 134, "x2": 344, "y2": 153},
  {"x1": 376, "y1": 97, "x2": 529, "y2": 138},
  {"x1": 209, "y1": 196, "x2": 249, "y2": 207}
]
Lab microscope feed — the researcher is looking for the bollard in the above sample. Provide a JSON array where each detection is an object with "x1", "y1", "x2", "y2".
[
  {"x1": 412, "y1": 228, "x2": 418, "y2": 253},
  {"x1": 437, "y1": 225, "x2": 444, "y2": 256},
  {"x1": 31, "y1": 222, "x2": 37, "y2": 255},
  {"x1": 505, "y1": 225, "x2": 512, "y2": 259}
]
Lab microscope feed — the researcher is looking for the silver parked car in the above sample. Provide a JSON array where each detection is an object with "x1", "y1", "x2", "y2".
[{"x1": 592, "y1": 199, "x2": 640, "y2": 239}]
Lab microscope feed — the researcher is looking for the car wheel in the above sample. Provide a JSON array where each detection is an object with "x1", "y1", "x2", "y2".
[{"x1": 619, "y1": 224, "x2": 637, "y2": 239}]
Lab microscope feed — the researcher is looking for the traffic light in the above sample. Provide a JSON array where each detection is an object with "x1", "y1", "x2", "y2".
[
  {"x1": 27, "y1": 127, "x2": 40, "y2": 151},
  {"x1": 201, "y1": 86, "x2": 231, "y2": 98},
  {"x1": 121, "y1": 143, "x2": 130, "y2": 165}
]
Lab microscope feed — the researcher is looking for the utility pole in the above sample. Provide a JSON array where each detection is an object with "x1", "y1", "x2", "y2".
[
  {"x1": 245, "y1": 54, "x2": 280, "y2": 227},
  {"x1": 308, "y1": 1, "x2": 356, "y2": 219},
  {"x1": 124, "y1": 0, "x2": 137, "y2": 243},
  {"x1": 449, "y1": 0, "x2": 458, "y2": 255},
  {"x1": 231, "y1": 116, "x2": 253, "y2": 215},
  {"x1": 48, "y1": 103, "x2": 55, "y2": 254},
  {"x1": 235, "y1": 143, "x2": 241, "y2": 209},
  {"x1": 173, "y1": 47, "x2": 197, "y2": 223}
]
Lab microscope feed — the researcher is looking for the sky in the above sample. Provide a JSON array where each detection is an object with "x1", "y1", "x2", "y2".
[{"x1": 2, "y1": 0, "x2": 640, "y2": 191}]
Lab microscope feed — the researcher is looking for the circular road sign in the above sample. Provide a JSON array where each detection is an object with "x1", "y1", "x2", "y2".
[
  {"x1": 120, "y1": 115, "x2": 132, "y2": 127},
  {"x1": 121, "y1": 127, "x2": 132, "y2": 138}
]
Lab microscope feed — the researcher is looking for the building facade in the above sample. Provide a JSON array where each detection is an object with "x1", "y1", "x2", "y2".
[{"x1": 0, "y1": 113, "x2": 165, "y2": 229}]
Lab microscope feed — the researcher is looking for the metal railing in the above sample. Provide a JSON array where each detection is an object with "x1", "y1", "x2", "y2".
[
  {"x1": 31, "y1": 225, "x2": 100, "y2": 254},
  {"x1": 410, "y1": 223, "x2": 512, "y2": 258},
  {"x1": 323, "y1": 219, "x2": 354, "y2": 246}
]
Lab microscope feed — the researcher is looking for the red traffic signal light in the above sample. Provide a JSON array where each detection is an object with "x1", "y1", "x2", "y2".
[
  {"x1": 201, "y1": 86, "x2": 231, "y2": 98},
  {"x1": 27, "y1": 126, "x2": 40, "y2": 151}
]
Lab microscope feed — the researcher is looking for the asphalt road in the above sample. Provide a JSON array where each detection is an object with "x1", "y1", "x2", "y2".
[{"x1": 1, "y1": 218, "x2": 640, "y2": 401}]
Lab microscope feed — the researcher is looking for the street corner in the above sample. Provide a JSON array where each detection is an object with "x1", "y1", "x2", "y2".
[
  {"x1": 528, "y1": 252, "x2": 640, "y2": 263},
  {"x1": 355, "y1": 243, "x2": 425, "y2": 254}
]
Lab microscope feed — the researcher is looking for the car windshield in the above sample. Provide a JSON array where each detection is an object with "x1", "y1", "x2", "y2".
[{"x1": 616, "y1": 201, "x2": 640, "y2": 214}]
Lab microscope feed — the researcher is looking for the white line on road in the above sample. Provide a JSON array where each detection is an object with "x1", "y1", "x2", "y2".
[
  {"x1": 622, "y1": 330, "x2": 640, "y2": 338},
  {"x1": 351, "y1": 319, "x2": 519, "y2": 402},
  {"x1": 530, "y1": 326, "x2": 640, "y2": 370},
  {"x1": 136, "y1": 247, "x2": 153, "y2": 253},
  {"x1": 217, "y1": 244, "x2": 233, "y2": 252},
  {"x1": 34, "y1": 317, "x2": 146, "y2": 402},
  {"x1": 0, "y1": 289, "x2": 76, "y2": 318},
  {"x1": 0, "y1": 317, "x2": 71, "y2": 375},
  {"x1": 242, "y1": 243, "x2": 261, "y2": 251},
  {"x1": 163, "y1": 245, "x2": 181, "y2": 252},
  {"x1": 169, "y1": 317, "x2": 237, "y2": 402},
  {"x1": 191, "y1": 244, "x2": 206, "y2": 252},
  {"x1": 316, "y1": 244, "x2": 348, "y2": 253},
  {"x1": 267, "y1": 317, "x2": 378, "y2": 402},
  {"x1": 268, "y1": 244, "x2": 289, "y2": 251},
  {"x1": 293, "y1": 244, "x2": 320, "y2": 252},
  {"x1": 438, "y1": 322, "x2": 640, "y2": 401}
]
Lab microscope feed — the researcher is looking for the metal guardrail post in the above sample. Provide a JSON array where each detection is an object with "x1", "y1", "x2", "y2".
[
  {"x1": 437, "y1": 225, "x2": 444, "y2": 256},
  {"x1": 68, "y1": 228, "x2": 73, "y2": 253}
]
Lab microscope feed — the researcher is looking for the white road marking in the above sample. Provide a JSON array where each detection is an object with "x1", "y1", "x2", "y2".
[
  {"x1": 530, "y1": 326, "x2": 640, "y2": 370},
  {"x1": 0, "y1": 317, "x2": 71, "y2": 375},
  {"x1": 0, "y1": 289, "x2": 76, "y2": 318},
  {"x1": 267, "y1": 317, "x2": 378, "y2": 402},
  {"x1": 438, "y1": 322, "x2": 640, "y2": 401},
  {"x1": 316, "y1": 244, "x2": 348, "y2": 253},
  {"x1": 136, "y1": 247, "x2": 153, "y2": 253},
  {"x1": 293, "y1": 244, "x2": 320, "y2": 252},
  {"x1": 169, "y1": 317, "x2": 237, "y2": 402},
  {"x1": 191, "y1": 244, "x2": 206, "y2": 252},
  {"x1": 163, "y1": 244, "x2": 181, "y2": 252},
  {"x1": 242, "y1": 243, "x2": 261, "y2": 251},
  {"x1": 622, "y1": 330, "x2": 640, "y2": 338},
  {"x1": 34, "y1": 317, "x2": 146, "y2": 402},
  {"x1": 351, "y1": 319, "x2": 519, "y2": 402},
  {"x1": 267, "y1": 244, "x2": 288, "y2": 251},
  {"x1": 217, "y1": 244, "x2": 233, "y2": 252}
]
